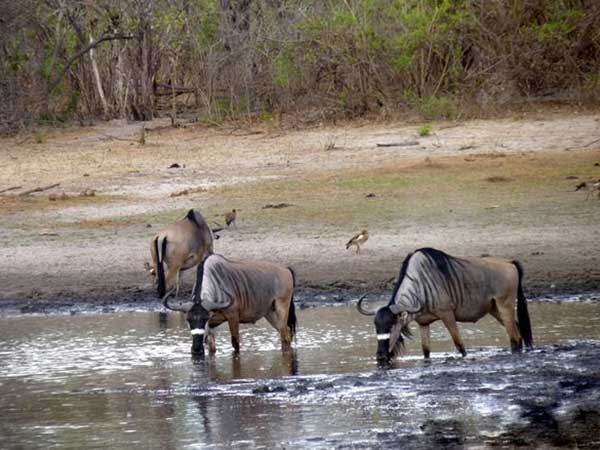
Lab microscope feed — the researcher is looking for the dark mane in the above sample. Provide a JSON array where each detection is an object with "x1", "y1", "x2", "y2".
[
  {"x1": 186, "y1": 209, "x2": 202, "y2": 228},
  {"x1": 191, "y1": 254, "x2": 211, "y2": 303},
  {"x1": 416, "y1": 247, "x2": 466, "y2": 301},
  {"x1": 415, "y1": 247, "x2": 457, "y2": 278},
  {"x1": 389, "y1": 251, "x2": 414, "y2": 305}
]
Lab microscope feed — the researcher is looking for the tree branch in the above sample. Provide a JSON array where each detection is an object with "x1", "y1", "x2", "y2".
[{"x1": 48, "y1": 33, "x2": 135, "y2": 93}]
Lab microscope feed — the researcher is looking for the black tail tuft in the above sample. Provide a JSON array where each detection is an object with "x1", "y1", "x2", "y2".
[
  {"x1": 287, "y1": 267, "x2": 297, "y2": 337},
  {"x1": 156, "y1": 237, "x2": 167, "y2": 298},
  {"x1": 513, "y1": 260, "x2": 533, "y2": 349}
]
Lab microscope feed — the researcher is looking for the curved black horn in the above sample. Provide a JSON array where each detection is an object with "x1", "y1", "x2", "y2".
[
  {"x1": 356, "y1": 294, "x2": 377, "y2": 316},
  {"x1": 163, "y1": 289, "x2": 193, "y2": 312}
]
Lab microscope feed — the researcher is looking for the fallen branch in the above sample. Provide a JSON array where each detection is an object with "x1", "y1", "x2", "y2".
[
  {"x1": 0, "y1": 186, "x2": 22, "y2": 194},
  {"x1": 583, "y1": 138, "x2": 600, "y2": 148},
  {"x1": 376, "y1": 141, "x2": 419, "y2": 148},
  {"x1": 19, "y1": 183, "x2": 61, "y2": 196},
  {"x1": 169, "y1": 186, "x2": 206, "y2": 197},
  {"x1": 99, "y1": 133, "x2": 138, "y2": 142}
]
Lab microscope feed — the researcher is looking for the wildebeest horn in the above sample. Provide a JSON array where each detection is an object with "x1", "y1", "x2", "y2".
[
  {"x1": 163, "y1": 289, "x2": 194, "y2": 312},
  {"x1": 356, "y1": 294, "x2": 377, "y2": 316}
]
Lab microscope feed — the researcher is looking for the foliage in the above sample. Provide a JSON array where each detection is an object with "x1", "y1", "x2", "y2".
[
  {"x1": 1, "y1": 0, "x2": 599, "y2": 133},
  {"x1": 33, "y1": 127, "x2": 47, "y2": 144},
  {"x1": 418, "y1": 124, "x2": 432, "y2": 137}
]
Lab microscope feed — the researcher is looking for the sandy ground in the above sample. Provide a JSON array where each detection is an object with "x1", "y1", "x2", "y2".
[{"x1": 1, "y1": 110, "x2": 599, "y2": 306}]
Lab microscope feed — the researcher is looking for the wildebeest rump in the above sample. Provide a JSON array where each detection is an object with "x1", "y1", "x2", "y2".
[
  {"x1": 164, "y1": 254, "x2": 297, "y2": 356},
  {"x1": 149, "y1": 209, "x2": 215, "y2": 298},
  {"x1": 357, "y1": 247, "x2": 533, "y2": 363}
]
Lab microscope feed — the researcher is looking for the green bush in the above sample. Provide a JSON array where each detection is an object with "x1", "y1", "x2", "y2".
[
  {"x1": 419, "y1": 96, "x2": 458, "y2": 121},
  {"x1": 418, "y1": 124, "x2": 432, "y2": 137}
]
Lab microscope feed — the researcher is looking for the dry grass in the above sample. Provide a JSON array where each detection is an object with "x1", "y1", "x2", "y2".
[{"x1": 198, "y1": 150, "x2": 600, "y2": 232}]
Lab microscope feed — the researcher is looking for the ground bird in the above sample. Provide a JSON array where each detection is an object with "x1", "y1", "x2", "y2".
[
  {"x1": 346, "y1": 229, "x2": 369, "y2": 254},
  {"x1": 575, "y1": 180, "x2": 600, "y2": 199},
  {"x1": 225, "y1": 209, "x2": 237, "y2": 227}
]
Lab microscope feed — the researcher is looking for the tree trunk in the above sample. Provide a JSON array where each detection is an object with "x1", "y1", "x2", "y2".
[
  {"x1": 89, "y1": 35, "x2": 109, "y2": 117},
  {"x1": 219, "y1": 0, "x2": 251, "y2": 51}
]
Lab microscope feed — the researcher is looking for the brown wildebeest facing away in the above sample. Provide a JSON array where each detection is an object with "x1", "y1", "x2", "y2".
[
  {"x1": 149, "y1": 209, "x2": 215, "y2": 298},
  {"x1": 357, "y1": 247, "x2": 533, "y2": 363},
  {"x1": 164, "y1": 254, "x2": 297, "y2": 356}
]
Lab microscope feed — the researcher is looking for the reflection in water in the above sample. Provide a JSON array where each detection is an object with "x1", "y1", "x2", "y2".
[{"x1": 0, "y1": 301, "x2": 599, "y2": 449}]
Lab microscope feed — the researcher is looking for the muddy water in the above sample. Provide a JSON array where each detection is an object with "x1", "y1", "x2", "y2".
[{"x1": 1, "y1": 301, "x2": 600, "y2": 450}]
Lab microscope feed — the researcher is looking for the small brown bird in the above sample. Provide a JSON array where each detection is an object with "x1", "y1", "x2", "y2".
[
  {"x1": 346, "y1": 229, "x2": 369, "y2": 254},
  {"x1": 225, "y1": 209, "x2": 237, "y2": 227}
]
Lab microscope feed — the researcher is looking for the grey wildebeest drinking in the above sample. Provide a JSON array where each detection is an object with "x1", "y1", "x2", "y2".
[
  {"x1": 149, "y1": 209, "x2": 216, "y2": 298},
  {"x1": 357, "y1": 247, "x2": 533, "y2": 363},
  {"x1": 163, "y1": 254, "x2": 297, "y2": 356}
]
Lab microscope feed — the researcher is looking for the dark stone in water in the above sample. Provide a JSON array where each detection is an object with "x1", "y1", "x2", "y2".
[{"x1": 252, "y1": 384, "x2": 286, "y2": 394}]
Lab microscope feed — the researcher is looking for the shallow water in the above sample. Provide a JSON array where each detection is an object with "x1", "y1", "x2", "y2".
[{"x1": 1, "y1": 301, "x2": 600, "y2": 449}]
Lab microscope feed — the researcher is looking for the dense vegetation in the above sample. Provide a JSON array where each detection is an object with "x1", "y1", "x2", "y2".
[{"x1": 1, "y1": 0, "x2": 599, "y2": 133}]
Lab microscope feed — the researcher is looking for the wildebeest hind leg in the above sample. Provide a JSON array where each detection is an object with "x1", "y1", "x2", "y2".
[
  {"x1": 165, "y1": 269, "x2": 179, "y2": 297},
  {"x1": 265, "y1": 301, "x2": 292, "y2": 352},
  {"x1": 489, "y1": 302, "x2": 505, "y2": 326},
  {"x1": 497, "y1": 301, "x2": 523, "y2": 353},
  {"x1": 439, "y1": 312, "x2": 467, "y2": 357}
]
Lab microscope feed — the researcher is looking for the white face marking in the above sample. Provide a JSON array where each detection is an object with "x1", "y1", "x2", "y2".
[
  {"x1": 190, "y1": 328, "x2": 205, "y2": 336},
  {"x1": 377, "y1": 333, "x2": 391, "y2": 341}
]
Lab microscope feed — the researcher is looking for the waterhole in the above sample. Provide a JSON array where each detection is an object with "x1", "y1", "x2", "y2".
[{"x1": 1, "y1": 299, "x2": 600, "y2": 449}]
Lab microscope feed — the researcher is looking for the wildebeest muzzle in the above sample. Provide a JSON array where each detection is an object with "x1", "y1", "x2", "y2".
[{"x1": 187, "y1": 304, "x2": 210, "y2": 357}]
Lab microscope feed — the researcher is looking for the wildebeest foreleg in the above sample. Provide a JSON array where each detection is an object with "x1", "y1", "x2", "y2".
[
  {"x1": 419, "y1": 324, "x2": 431, "y2": 359},
  {"x1": 438, "y1": 312, "x2": 467, "y2": 357},
  {"x1": 206, "y1": 330, "x2": 217, "y2": 354},
  {"x1": 227, "y1": 318, "x2": 241, "y2": 354}
]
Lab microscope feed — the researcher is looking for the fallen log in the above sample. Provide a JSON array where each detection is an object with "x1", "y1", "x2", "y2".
[
  {"x1": 19, "y1": 183, "x2": 60, "y2": 196},
  {"x1": 0, "y1": 186, "x2": 22, "y2": 194},
  {"x1": 376, "y1": 141, "x2": 420, "y2": 147}
]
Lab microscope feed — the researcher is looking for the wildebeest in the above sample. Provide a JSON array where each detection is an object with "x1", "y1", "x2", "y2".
[
  {"x1": 163, "y1": 254, "x2": 297, "y2": 356},
  {"x1": 149, "y1": 209, "x2": 215, "y2": 298},
  {"x1": 357, "y1": 247, "x2": 533, "y2": 363}
]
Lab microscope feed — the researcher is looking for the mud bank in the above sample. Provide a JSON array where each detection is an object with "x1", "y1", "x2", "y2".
[{"x1": 1, "y1": 112, "x2": 599, "y2": 304}]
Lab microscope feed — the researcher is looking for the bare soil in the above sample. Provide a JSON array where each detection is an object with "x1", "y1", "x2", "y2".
[{"x1": 1, "y1": 110, "x2": 599, "y2": 307}]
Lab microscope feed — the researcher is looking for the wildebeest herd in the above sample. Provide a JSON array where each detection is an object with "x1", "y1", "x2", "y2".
[{"x1": 151, "y1": 209, "x2": 533, "y2": 363}]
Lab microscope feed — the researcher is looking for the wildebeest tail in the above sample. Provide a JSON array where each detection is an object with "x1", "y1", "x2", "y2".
[
  {"x1": 287, "y1": 267, "x2": 297, "y2": 337},
  {"x1": 513, "y1": 260, "x2": 533, "y2": 349},
  {"x1": 155, "y1": 236, "x2": 167, "y2": 298}
]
